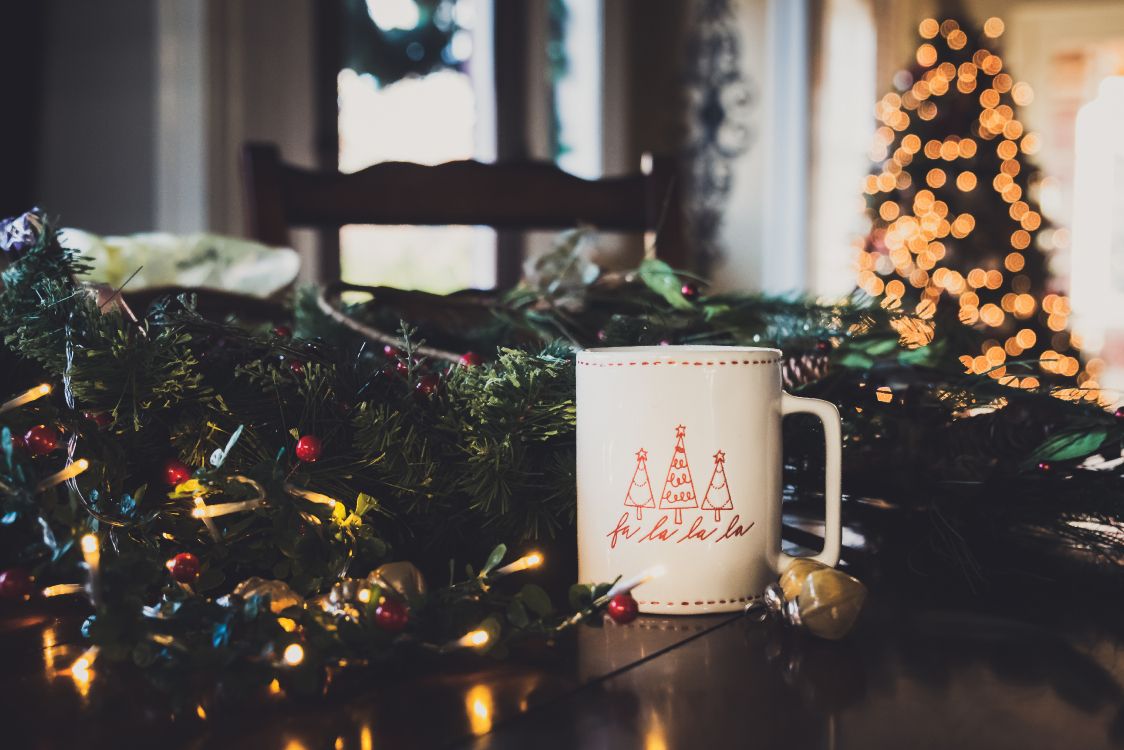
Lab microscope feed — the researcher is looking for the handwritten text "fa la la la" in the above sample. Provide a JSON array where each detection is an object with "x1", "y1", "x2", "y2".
[{"x1": 605, "y1": 512, "x2": 754, "y2": 549}]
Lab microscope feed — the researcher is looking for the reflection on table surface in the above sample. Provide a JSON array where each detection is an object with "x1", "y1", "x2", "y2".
[{"x1": 1, "y1": 599, "x2": 1122, "y2": 749}]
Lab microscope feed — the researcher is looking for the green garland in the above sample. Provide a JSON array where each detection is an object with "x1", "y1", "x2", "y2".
[{"x1": 1, "y1": 211, "x2": 1122, "y2": 710}]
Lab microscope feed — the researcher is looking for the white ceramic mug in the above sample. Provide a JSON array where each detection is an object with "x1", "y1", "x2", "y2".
[{"x1": 576, "y1": 346, "x2": 842, "y2": 614}]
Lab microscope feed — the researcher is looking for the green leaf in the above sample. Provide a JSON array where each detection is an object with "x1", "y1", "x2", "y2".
[
  {"x1": 1029, "y1": 428, "x2": 1109, "y2": 463},
  {"x1": 355, "y1": 492, "x2": 376, "y2": 516},
  {"x1": 852, "y1": 336, "x2": 899, "y2": 356},
  {"x1": 506, "y1": 599, "x2": 529, "y2": 627},
  {"x1": 838, "y1": 352, "x2": 875, "y2": 369},
  {"x1": 569, "y1": 583, "x2": 594, "y2": 610},
  {"x1": 638, "y1": 259, "x2": 693, "y2": 310},
  {"x1": 519, "y1": 584, "x2": 553, "y2": 617},
  {"x1": 480, "y1": 544, "x2": 507, "y2": 577}
]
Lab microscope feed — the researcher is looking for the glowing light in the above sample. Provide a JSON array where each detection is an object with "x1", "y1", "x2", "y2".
[
  {"x1": 192, "y1": 495, "x2": 222, "y2": 542},
  {"x1": 956, "y1": 172, "x2": 977, "y2": 191},
  {"x1": 607, "y1": 564, "x2": 667, "y2": 598},
  {"x1": 885, "y1": 280, "x2": 906, "y2": 299},
  {"x1": 875, "y1": 387, "x2": 893, "y2": 403},
  {"x1": 36, "y1": 459, "x2": 89, "y2": 493},
  {"x1": 41, "y1": 583, "x2": 85, "y2": 598},
  {"x1": 357, "y1": 588, "x2": 372, "y2": 603},
  {"x1": 980, "y1": 304, "x2": 1005, "y2": 327},
  {"x1": 80, "y1": 533, "x2": 98, "y2": 556},
  {"x1": 196, "y1": 705, "x2": 207, "y2": 720},
  {"x1": 983, "y1": 17, "x2": 1005, "y2": 38},
  {"x1": 0, "y1": 383, "x2": 52, "y2": 415},
  {"x1": 1021, "y1": 133, "x2": 1041, "y2": 154},
  {"x1": 997, "y1": 140, "x2": 1018, "y2": 160},
  {"x1": 980, "y1": 89, "x2": 1000, "y2": 109},
  {"x1": 917, "y1": 44, "x2": 937, "y2": 67},
  {"x1": 1011, "y1": 230, "x2": 1031, "y2": 249},
  {"x1": 278, "y1": 617, "x2": 298, "y2": 633},
  {"x1": 879, "y1": 201, "x2": 901, "y2": 220},
  {"x1": 947, "y1": 29, "x2": 967, "y2": 50},
  {"x1": 190, "y1": 498, "x2": 266, "y2": 519},
  {"x1": 1012, "y1": 82, "x2": 1034, "y2": 106},
  {"x1": 919, "y1": 18, "x2": 939, "y2": 38},
  {"x1": 361, "y1": 726, "x2": 374, "y2": 750},
  {"x1": 282, "y1": 643, "x2": 305, "y2": 666},
  {"x1": 269, "y1": 678, "x2": 283, "y2": 695},
  {"x1": 466, "y1": 684, "x2": 495, "y2": 736},
  {"x1": 69, "y1": 647, "x2": 98, "y2": 698},
  {"x1": 493, "y1": 551, "x2": 545, "y2": 577},
  {"x1": 468, "y1": 630, "x2": 491, "y2": 647}
]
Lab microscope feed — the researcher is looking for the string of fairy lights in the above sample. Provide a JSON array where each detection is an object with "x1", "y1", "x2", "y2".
[{"x1": 859, "y1": 15, "x2": 1105, "y2": 401}]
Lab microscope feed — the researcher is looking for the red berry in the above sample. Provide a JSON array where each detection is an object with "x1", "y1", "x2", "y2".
[
  {"x1": 289, "y1": 359, "x2": 304, "y2": 375},
  {"x1": 23, "y1": 425, "x2": 59, "y2": 456},
  {"x1": 459, "y1": 352, "x2": 483, "y2": 368},
  {"x1": 164, "y1": 459, "x2": 192, "y2": 486},
  {"x1": 607, "y1": 593, "x2": 639, "y2": 624},
  {"x1": 169, "y1": 552, "x2": 201, "y2": 583},
  {"x1": 295, "y1": 435, "x2": 322, "y2": 463},
  {"x1": 0, "y1": 568, "x2": 33, "y2": 601},
  {"x1": 273, "y1": 325, "x2": 292, "y2": 338},
  {"x1": 383, "y1": 344, "x2": 402, "y2": 359},
  {"x1": 84, "y1": 411, "x2": 113, "y2": 429},
  {"x1": 415, "y1": 373, "x2": 441, "y2": 397},
  {"x1": 373, "y1": 598, "x2": 409, "y2": 633},
  {"x1": 680, "y1": 282, "x2": 700, "y2": 300}
]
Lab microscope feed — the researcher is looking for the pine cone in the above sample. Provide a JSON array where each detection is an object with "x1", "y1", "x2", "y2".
[{"x1": 782, "y1": 350, "x2": 830, "y2": 390}]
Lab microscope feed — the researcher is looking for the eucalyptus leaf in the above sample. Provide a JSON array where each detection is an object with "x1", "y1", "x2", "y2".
[
  {"x1": 520, "y1": 583, "x2": 553, "y2": 617},
  {"x1": 480, "y1": 544, "x2": 507, "y2": 577},
  {"x1": 638, "y1": 259, "x2": 693, "y2": 310},
  {"x1": 1030, "y1": 429, "x2": 1109, "y2": 463}
]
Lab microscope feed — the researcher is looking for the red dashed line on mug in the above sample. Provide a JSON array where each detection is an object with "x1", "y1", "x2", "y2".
[{"x1": 577, "y1": 359, "x2": 779, "y2": 367}]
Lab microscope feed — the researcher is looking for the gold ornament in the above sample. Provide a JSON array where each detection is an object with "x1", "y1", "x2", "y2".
[
  {"x1": 368, "y1": 561, "x2": 427, "y2": 599},
  {"x1": 795, "y1": 567, "x2": 867, "y2": 640},
  {"x1": 778, "y1": 558, "x2": 828, "y2": 601},
  {"x1": 231, "y1": 577, "x2": 302, "y2": 613},
  {"x1": 748, "y1": 559, "x2": 867, "y2": 640}
]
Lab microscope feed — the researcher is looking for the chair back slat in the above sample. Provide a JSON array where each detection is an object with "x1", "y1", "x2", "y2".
[{"x1": 242, "y1": 142, "x2": 687, "y2": 282}]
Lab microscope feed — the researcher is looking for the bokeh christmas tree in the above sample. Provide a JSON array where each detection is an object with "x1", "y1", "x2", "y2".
[{"x1": 860, "y1": 15, "x2": 1100, "y2": 399}]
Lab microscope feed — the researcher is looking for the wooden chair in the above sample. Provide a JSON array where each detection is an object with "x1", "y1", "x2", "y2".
[{"x1": 241, "y1": 142, "x2": 688, "y2": 287}]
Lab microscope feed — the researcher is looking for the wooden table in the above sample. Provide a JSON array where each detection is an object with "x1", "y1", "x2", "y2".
[{"x1": 3, "y1": 587, "x2": 1122, "y2": 749}]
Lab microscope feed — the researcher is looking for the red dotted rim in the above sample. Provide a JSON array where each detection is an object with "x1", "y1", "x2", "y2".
[
  {"x1": 638, "y1": 597, "x2": 753, "y2": 607},
  {"x1": 577, "y1": 359, "x2": 780, "y2": 367}
]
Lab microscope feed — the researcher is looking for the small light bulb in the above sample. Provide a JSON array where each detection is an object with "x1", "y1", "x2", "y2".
[
  {"x1": 357, "y1": 588, "x2": 372, "y2": 603},
  {"x1": 80, "y1": 534, "x2": 99, "y2": 555},
  {"x1": 282, "y1": 643, "x2": 305, "y2": 666},
  {"x1": 468, "y1": 630, "x2": 490, "y2": 647}
]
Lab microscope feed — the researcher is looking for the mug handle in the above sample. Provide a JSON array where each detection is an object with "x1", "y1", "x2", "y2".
[{"x1": 774, "y1": 393, "x2": 843, "y2": 572}]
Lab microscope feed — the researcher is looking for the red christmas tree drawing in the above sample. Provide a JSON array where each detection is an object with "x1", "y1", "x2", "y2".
[
  {"x1": 659, "y1": 425, "x2": 698, "y2": 524},
  {"x1": 624, "y1": 448, "x2": 656, "y2": 520},
  {"x1": 700, "y1": 450, "x2": 734, "y2": 522}
]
